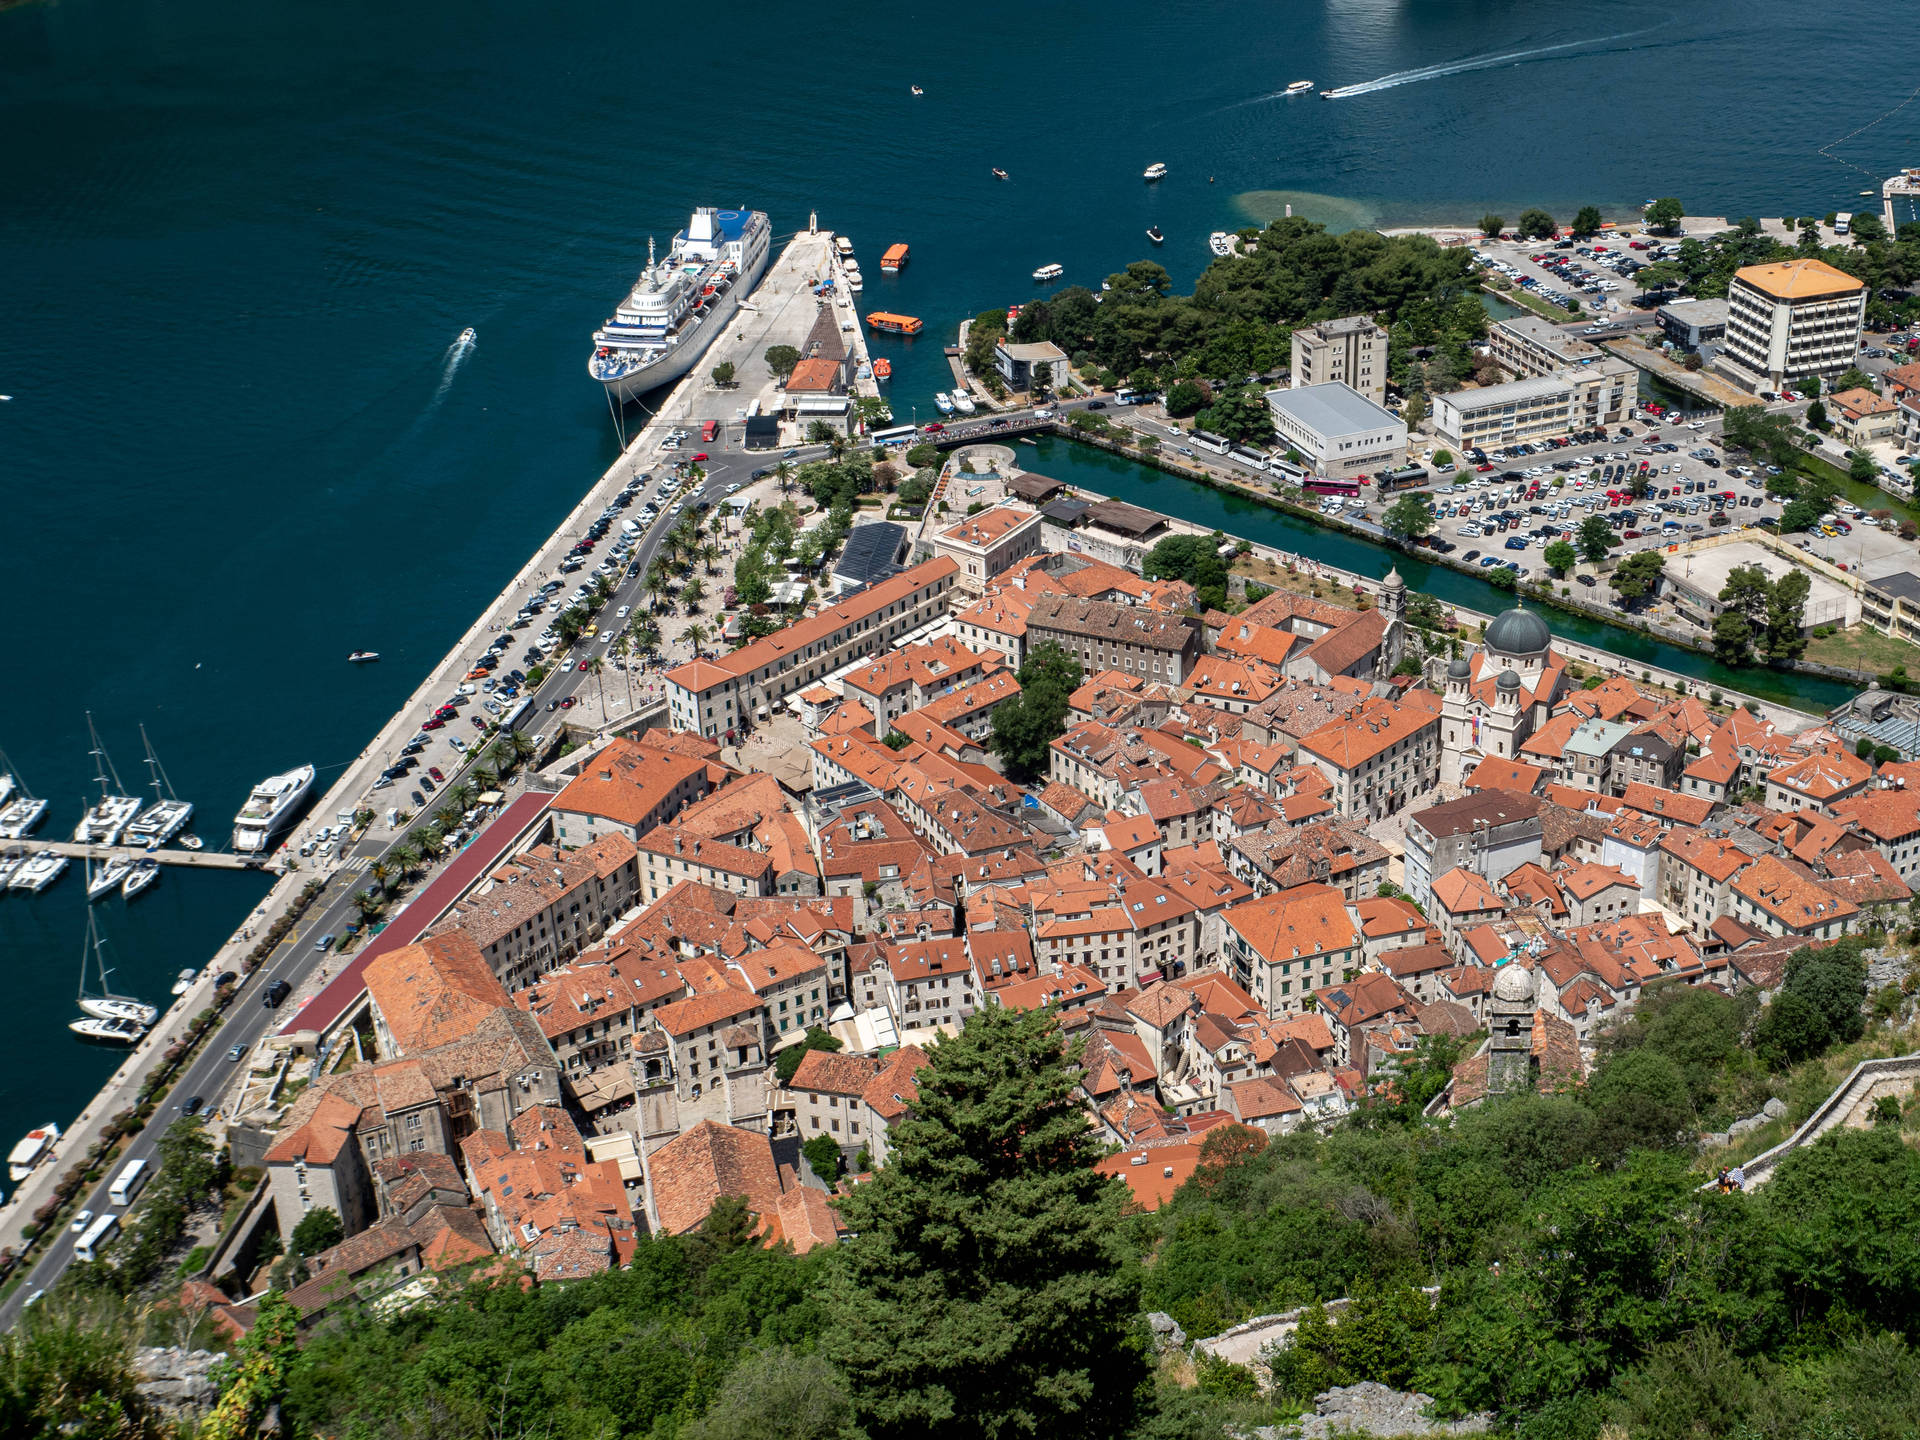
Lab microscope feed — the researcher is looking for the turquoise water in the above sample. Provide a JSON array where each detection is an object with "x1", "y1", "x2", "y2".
[
  {"x1": 1021, "y1": 435, "x2": 1858, "y2": 712},
  {"x1": 0, "y1": 0, "x2": 1898, "y2": 1132}
]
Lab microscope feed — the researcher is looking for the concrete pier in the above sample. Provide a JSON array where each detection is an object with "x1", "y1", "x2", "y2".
[{"x1": 3, "y1": 840, "x2": 263, "y2": 872}]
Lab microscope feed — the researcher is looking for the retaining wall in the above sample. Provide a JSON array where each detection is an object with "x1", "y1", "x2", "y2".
[{"x1": 1742, "y1": 1051, "x2": 1920, "y2": 1187}]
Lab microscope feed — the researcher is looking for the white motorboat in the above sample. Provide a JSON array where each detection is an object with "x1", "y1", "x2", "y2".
[
  {"x1": 0, "y1": 749, "x2": 47, "y2": 840},
  {"x1": 232, "y1": 763, "x2": 315, "y2": 853},
  {"x1": 170, "y1": 967, "x2": 197, "y2": 997},
  {"x1": 1210, "y1": 232, "x2": 1236, "y2": 258},
  {"x1": 1285, "y1": 80, "x2": 1315, "y2": 94},
  {"x1": 76, "y1": 911, "x2": 157, "y2": 1027},
  {"x1": 123, "y1": 859, "x2": 160, "y2": 901},
  {"x1": 1143, "y1": 162, "x2": 1167, "y2": 180},
  {"x1": 1032, "y1": 263, "x2": 1064, "y2": 282},
  {"x1": 87, "y1": 854, "x2": 134, "y2": 903},
  {"x1": 70, "y1": 1014, "x2": 146, "y2": 1045},
  {"x1": 7, "y1": 1125, "x2": 60, "y2": 1184},
  {"x1": 10, "y1": 851, "x2": 68, "y2": 892},
  {"x1": 348, "y1": 651, "x2": 380, "y2": 664},
  {"x1": 178, "y1": 835, "x2": 204, "y2": 851},
  {"x1": 74, "y1": 714, "x2": 141, "y2": 845},
  {"x1": 950, "y1": 390, "x2": 977, "y2": 415},
  {"x1": 932, "y1": 391, "x2": 956, "y2": 415},
  {"x1": 846, "y1": 269, "x2": 864, "y2": 292},
  {"x1": 457, "y1": 327, "x2": 476, "y2": 346}
]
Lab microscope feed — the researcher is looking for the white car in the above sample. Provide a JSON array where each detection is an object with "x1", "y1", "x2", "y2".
[
  {"x1": 456, "y1": 683, "x2": 477, "y2": 696},
  {"x1": 70, "y1": 1208, "x2": 93, "y2": 1234},
  {"x1": 616, "y1": 605, "x2": 630, "y2": 619}
]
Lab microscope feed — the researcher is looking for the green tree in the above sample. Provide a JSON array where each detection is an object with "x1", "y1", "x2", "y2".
[
  {"x1": 1850, "y1": 448, "x2": 1879, "y2": 483},
  {"x1": 1754, "y1": 990, "x2": 1831, "y2": 1070},
  {"x1": 1164, "y1": 379, "x2": 1207, "y2": 418},
  {"x1": 1573, "y1": 205, "x2": 1604, "y2": 237},
  {"x1": 1711, "y1": 611, "x2": 1755, "y2": 663},
  {"x1": 1718, "y1": 563, "x2": 1773, "y2": 627},
  {"x1": 1143, "y1": 532, "x2": 1230, "y2": 609},
  {"x1": 1806, "y1": 398, "x2": 1828, "y2": 430},
  {"x1": 0, "y1": 1295, "x2": 170, "y2": 1438},
  {"x1": 766, "y1": 344, "x2": 801, "y2": 381},
  {"x1": 1402, "y1": 389, "x2": 1428, "y2": 428},
  {"x1": 1381, "y1": 494, "x2": 1434, "y2": 545},
  {"x1": 289, "y1": 1206, "x2": 343, "y2": 1259},
  {"x1": 1763, "y1": 568, "x2": 1811, "y2": 661},
  {"x1": 775, "y1": 1025, "x2": 844, "y2": 1085},
  {"x1": 1587, "y1": 1047, "x2": 1695, "y2": 1154},
  {"x1": 802, "y1": 1134, "x2": 844, "y2": 1181},
  {"x1": 712, "y1": 360, "x2": 736, "y2": 387},
  {"x1": 1195, "y1": 386, "x2": 1275, "y2": 445},
  {"x1": 1780, "y1": 941, "x2": 1868, "y2": 1049},
  {"x1": 1610, "y1": 549, "x2": 1666, "y2": 605},
  {"x1": 1486, "y1": 566, "x2": 1518, "y2": 592},
  {"x1": 987, "y1": 642, "x2": 1084, "y2": 782},
  {"x1": 199, "y1": 1292, "x2": 300, "y2": 1440},
  {"x1": 1544, "y1": 539, "x2": 1578, "y2": 575},
  {"x1": 1517, "y1": 208, "x2": 1558, "y2": 240},
  {"x1": 824, "y1": 1004, "x2": 1145, "y2": 1439},
  {"x1": 678, "y1": 1348, "x2": 858, "y2": 1440},
  {"x1": 1645, "y1": 197, "x2": 1685, "y2": 234},
  {"x1": 1577, "y1": 514, "x2": 1616, "y2": 563},
  {"x1": 1799, "y1": 217, "x2": 1824, "y2": 253},
  {"x1": 1031, "y1": 360, "x2": 1054, "y2": 395},
  {"x1": 904, "y1": 442, "x2": 940, "y2": 470},
  {"x1": 1479, "y1": 214, "x2": 1506, "y2": 238}
]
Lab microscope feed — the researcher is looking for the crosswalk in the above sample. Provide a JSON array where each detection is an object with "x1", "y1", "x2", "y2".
[{"x1": 338, "y1": 856, "x2": 371, "y2": 875}]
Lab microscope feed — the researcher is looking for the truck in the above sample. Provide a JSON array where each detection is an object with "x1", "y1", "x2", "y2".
[
  {"x1": 1835, "y1": 212, "x2": 1853, "y2": 236},
  {"x1": 108, "y1": 1157, "x2": 148, "y2": 1207}
]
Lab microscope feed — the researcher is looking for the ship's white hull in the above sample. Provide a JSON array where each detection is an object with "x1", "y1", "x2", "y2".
[
  {"x1": 74, "y1": 796, "x2": 141, "y2": 846},
  {"x1": 70, "y1": 1015, "x2": 145, "y2": 1044},
  {"x1": 79, "y1": 995, "x2": 158, "y2": 1027},
  {"x1": 10, "y1": 853, "x2": 67, "y2": 891},
  {"x1": 8, "y1": 1125, "x2": 59, "y2": 1184},
  {"x1": 593, "y1": 234, "x2": 771, "y2": 403},
  {"x1": 124, "y1": 861, "x2": 160, "y2": 900},
  {"x1": 0, "y1": 798, "x2": 45, "y2": 839},
  {"x1": 125, "y1": 800, "x2": 193, "y2": 848},
  {"x1": 233, "y1": 763, "x2": 315, "y2": 854}
]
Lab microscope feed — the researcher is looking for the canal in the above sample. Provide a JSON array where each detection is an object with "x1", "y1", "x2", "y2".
[{"x1": 1018, "y1": 434, "x2": 1861, "y2": 715}]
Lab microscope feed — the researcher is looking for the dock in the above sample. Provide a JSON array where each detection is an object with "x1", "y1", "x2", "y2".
[{"x1": 2, "y1": 840, "x2": 264, "y2": 872}]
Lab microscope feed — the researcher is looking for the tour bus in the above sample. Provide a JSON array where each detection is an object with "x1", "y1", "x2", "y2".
[
  {"x1": 1302, "y1": 475, "x2": 1363, "y2": 498},
  {"x1": 868, "y1": 424, "x2": 919, "y2": 450},
  {"x1": 73, "y1": 1212, "x2": 119, "y2": 1263},
  {"x1": 700, "y1": 419, "x2": 719, "y2": 444},
  {"x1": 1228, "y1": 445, "x2": 1270, "y2": 472},
  {"x1": 500, "y1": 696, "x2": 534, "y2": 734},
  {"x1": 108, "y1": 1157, "x2": 149, "y2": 1208},
  {"x1": 1189, "y1": 430, "x2": 1231, "y2": 455},
  {"x1": 1377, "y1": 463, "x2": 1431, "y2": 494},
  {"x1": 1268, "y1": 456, "x2": 1308, "y2": 484}
]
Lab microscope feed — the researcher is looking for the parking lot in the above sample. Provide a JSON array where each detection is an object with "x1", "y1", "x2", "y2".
[{"x1": 1472, "y1": 230, "x2": 1671, "y2": 322}]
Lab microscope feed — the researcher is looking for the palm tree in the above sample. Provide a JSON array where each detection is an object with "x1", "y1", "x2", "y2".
[
  {"x1": 470, "y1": 764, "x2": 498, "y2": 793},
  {"x1": 644, "y1": 562, "x2": 668, "y2": 612},
  {"x1": 685, "y1": 462, "x2": 707, "y2": 489},
  {"x1": 684, "y1": 622, "x2": 709, "y2": 654},
  {"x1": 416, "y1": 829, "x2": 446, "y2": 859},
  {"x1": 774, "y1": 460, "x2": 794, "y2": 494},
  {"x1": 590, "y1": 574, "x2": 616, "y2": 606},
  {"x1": 701, "y1": 541, "x2": 720, "y2": 575},
  {"x1": 682, "y1": 576, "x2": 707, "y2": 612},
  {"x1": 554, "y1": 605, "x2": 589, "y2": 644},
  {"x1": 351, "y1": 889, "x2": 386, "y2": 922},
  {"x1": 366, "y1": 860, "x2": 393, "y2": 896},
  {"x1": 506, "y1": 731, "x2": 535, "y2": 766},
  {"x1": 586, "y1": 655, "x2": 607, "y2": 719},
  {"x1": 826, "y1": 432, "x2": 850, "y2": 461},
  {"x1": 446, "y1": 781, "x2": 477, "y2": 813},
  {"x1": 389, "y1": 839, "x2": 420, "y2": 878},
  {"x1": 635, "y1": 618, "x2": 662, "y2": 657}
]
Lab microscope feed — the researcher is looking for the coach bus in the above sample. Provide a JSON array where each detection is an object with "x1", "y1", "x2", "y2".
[{"x1": 868, "y1": 424, "x2": 919, "y2": 450}]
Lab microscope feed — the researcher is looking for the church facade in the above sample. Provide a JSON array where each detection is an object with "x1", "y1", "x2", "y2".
[{"x1": 1439, "y1": 603, "x2": 1570, "y2": 787}]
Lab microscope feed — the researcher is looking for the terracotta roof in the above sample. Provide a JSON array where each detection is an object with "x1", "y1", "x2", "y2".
[
  {"x1": 1465, "y1": 757, "x2": 1545, "y2": 795},
  {"x1": 1770, "y1": 749, "x2": 1872, "y2": 802},
  {"x1": 365, "y1": 932, "x2": 511, "y2": 1055},
  {"x1": 1299, "y1": 696, "x2": 1435, "y2": 769},
  {"x1": 789, "y1": 1049, "x2": 882, "y2": 1097},
  {"x1": 1431, "y1": 867, "x2": 1504, "y2": 915},
  {"x1": 1094, "y1": 1137, "x2": 1205, "y2": 1210},
  {"x1": 647, "y1": 1120, "x2": 784, "y2": 1236},
  {"x1": 1220, "y1": 883, "x2": 1359, "y2": 964},
  {"x1": 1730, "y1": 853, "x2": 1859, "y2": 929},
  {"x1": 553, "y1": 737, "x2": 713, "y2": 828},
  {"x1": 1560, "y1": 861, "x2": 1639, "y2": 901}
]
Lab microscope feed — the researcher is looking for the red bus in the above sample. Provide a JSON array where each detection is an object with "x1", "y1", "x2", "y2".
[
  {"x1": 700, "y1": 419, "x2": 719, "y2": 443},
  {"x1": 1302, "y1": 477, "x2": 1362, "y2": 498}
]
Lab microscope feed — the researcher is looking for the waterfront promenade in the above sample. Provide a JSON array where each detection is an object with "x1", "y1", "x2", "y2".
[{"x1": 0, "y1": 223, "x2": 846, "y2": 1322}]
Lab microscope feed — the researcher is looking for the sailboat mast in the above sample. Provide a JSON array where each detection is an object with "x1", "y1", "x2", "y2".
[
  {"x1": 0, "y1": 746, "x2": 30, "y2": 802},
  {"x1": 140, "y1": 724, "x2": 178, "y2": 802}
]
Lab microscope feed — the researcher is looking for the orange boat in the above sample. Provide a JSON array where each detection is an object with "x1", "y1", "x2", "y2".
[
  {"x1": 867, "y1": 312, "x2": 922, "y2": 335},
  {"x1": 872, "y1": 357, "x2": 892, "y2": 381},
  {"x1": 880, "y1": 243, "x2": 909, "y2": 273}
]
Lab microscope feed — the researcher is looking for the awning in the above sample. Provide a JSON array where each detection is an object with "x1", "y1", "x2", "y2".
[{"x1": 792, "y1": 396, "x2": 850, "y2": 414}]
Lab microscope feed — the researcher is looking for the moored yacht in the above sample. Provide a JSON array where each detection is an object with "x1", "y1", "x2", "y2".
[
  {"x1": 0, "y1": 796, "x2": 47, "y2": 839},
  {"x1": 233, "y1": 763, "x2": 316, "y2": 854},
  {"x1": 87, "y1": 854, "x2": 134, "y2": 903},
  {"x1": 74, "y1": 714, "x2": 140, "y2": 845},
  {"x1": 10, "y1": 851, "x2": 68, "y2": 892},
  {"x1": 589, "y1": 208, "x2": 773, "y2": 403},
  {"x1": 0, "y1": 850, "x2": 23, "y2": 888},
  {"x1": 932, "y1": 391, "x2": 956, "y2": 415},
  {"x1": 950, "y1": 389, "x2": 977, "y2": 415},
  {"x1": 171, "y1": 968, "x2": 198, "y2": 996},
  {"x1": 123, "y1": 724, "x2": 193, "y2": 849},
  {"x1": 1210, "y1": 232, "x2": 1236, "y2": 257},
  {"x1": 70, "y1": 1014, "x2": 146, "y2": 1045},
  {"x1": 76, "y1": 911, "x2": 157, "y2": 1027},
  {"x1": 123, "y1": 859, "x2": 160, "y2": 901},
  {"x1": 7, "y1": 1124, "x2": 60, "y2": 1184}
]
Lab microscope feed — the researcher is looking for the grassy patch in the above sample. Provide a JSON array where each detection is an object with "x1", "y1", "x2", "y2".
[
  {"x1": 1230, "y1": 553, "x2": 1368, "y2": 609},
  {"x1": 1802, "y1": 625, "x2": 1920, "y2": 675}
]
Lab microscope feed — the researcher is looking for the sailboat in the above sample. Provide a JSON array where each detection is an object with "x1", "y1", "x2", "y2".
[
  {"x1": 73, "y1": 911, "x2": 157, "y2": 1032},
  {"x1": 123, "y1": 725, "x2": 193, "y2": 848},
  {"x1": 86, "y1": 848, "x2": 134, "y2": 903},
  {"x1": 73, "y1": 714, "x2": 141, "y2": 845},
  {"x1": 0, "y1": 747, "x2": 48, "y2": 839},
  {"x1": 123, "y1": 858, "x2": 160, "y2": 900}
]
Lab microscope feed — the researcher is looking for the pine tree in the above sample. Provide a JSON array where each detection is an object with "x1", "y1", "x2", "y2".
[{"x1": 824, "y1": 1005, "x2": 1144, "y2": 1438}]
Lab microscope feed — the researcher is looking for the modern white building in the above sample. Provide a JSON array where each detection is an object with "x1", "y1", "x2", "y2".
[
  {"x1": 1290, "y1": 317, "x2": 1389, "y2": 405},
  {"x1": 1431, "y1": 375, "x2": 1576, "y2": 451},
  {"x1": 1487, "y1": 315, "x2": 1633, "y2": 430},
  {"x1": 1718, "y1": 258, "x2": 1867, "y2": 392},
  {"x1": 1264, "y1": 382, "x2": 1406, "y2": 480}
]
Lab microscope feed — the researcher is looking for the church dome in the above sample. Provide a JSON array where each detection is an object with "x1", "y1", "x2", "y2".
[
  {"x1": 1382, "y1": 566, "x2": 1406, "y2": 591},
  {"x1": 1496, "y1": 668, "x2": 1522, "y2": 693},
  {"x1": 1447, "y1": 656, "x2": 1472, "y2": 681},
  {"x1": 1492, "y1": 963, "x2": 1536, "y2": 1004},
  {"x1": 1485, "y1": 602, "x2": 1551, "y2": 657}
]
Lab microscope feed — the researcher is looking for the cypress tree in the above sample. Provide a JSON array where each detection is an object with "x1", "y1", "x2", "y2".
[{"x1": 824, "y1": 1005, "x2": 1144, "y2": 1438}]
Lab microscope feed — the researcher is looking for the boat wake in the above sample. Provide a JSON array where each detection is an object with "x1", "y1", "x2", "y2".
[
  {"x1": 1319, "y1": 29, "x2": 1656, "y2": 100},
  {"x1": 428, "y1": 328, "x2": 477, "y2": 408}
]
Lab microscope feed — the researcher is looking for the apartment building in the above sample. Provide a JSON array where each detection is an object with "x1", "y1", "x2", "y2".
[
  {"x1": 1221, "y1": 883, "x2": 1364, "y2": 1018},
  {"x1": 1719, "y1": 258, "x2": 1867, "y2": 392},
  {"x1": 1488, "y1": 315, "x2": 1633, "y2": 428},
  {"x1": 1024, "y1": 595, "x2": 1202, "y2": 684},
  {"x1": 665, "y1": 558, "x2": 958, "y2": 738},
  {"x1": 1295, "y1": 697, "x2": 1440, "y2": 822},
  {"x1": 1431, "y1": 375, "x2": 1576, "y2": 451},
  {"x1": 429, "y1": 835, "x2": 642, "y2": 991},
  {"x1": 927, "y1": 505, "x2": 1046, "y2": 595},
  {"x1": 1289, "y1": 316, "x2": 1389, "y2": 405},
  {"x1": 550, "y1": 736, "x2": 716, "y2": 847}
]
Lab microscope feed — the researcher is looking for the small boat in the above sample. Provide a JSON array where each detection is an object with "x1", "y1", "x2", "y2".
[
  {"x1": 8, "y1": 1125, "x2": 60, "y2": 1184},
  {"x1": 910, "y1": 85, "x2": 924, "y2": 96},
  {"x1": 348, "y1": 651, "x2": 380, "y2": 663},
  {"x1": 846, "y1": 269, "x2": 864, "y2": 292},
  {"x1": 1143, "y1": 163, "x2": 1167, "y2": 181},
  {"x1": 457, "y1": 327, "x2": 476, "y2": 346},
  {"x1": 1146, "y1": 226, "x2": 1164, "y2": 245},
  {"x1": 867, "y1": 311, "x2": 922, "y2": 335},
  {"x1": 123, "y1": 859, "x2": 160, "y2": 901},
  {"x1": 950, "y1": 390, "x2": 977, "y2": 415},
  {"x1": 87, "y1": 854, "x2": 134, "y2": 903},
  {"x1": 1032, "y1": 262, "x2": 1064, "y2": 282},
  {"x1": 70, "y1": 1014, "x2": 146, "y2": 1045},
  {"x1": 0, "y1": 748, "x2": 47, "y2": 840},
  {"x1": 932, "y1": 391, "x2": 956, "y2": 415},
  {"x1": 178, "y1": 835, "x2": 204, "y2": 851},
  {"x1": 171, "y1": 967, "x2": 198, "y2": 997},
  {"x1": 10, "y1": 850, "x2": 68, "y2": 892},
  {"x1": 1210, "y1": 231, "x2": 1235, "y2": 257},
  {"x1": 880, "y1": 243, "x2": 909, "y2": 273},
  {"x1": 835, "y1": 236, "x2": 855, "y2": 260},
  {"x1": 1285, "y1": 80, "x2": 1315, "y2": 94},
  {"x1": 992, "y1": 168, "x2": 1008, "y2": 180},
  {"x1": 76, "y1": 912, "x2": 157, "y2": 1027},
  {"x1": 872, "y1": 358, "x2": 892, "y2": 383},
  {"x1": 1319, "y1": 89, "x2": 1337, "y2": 99}
]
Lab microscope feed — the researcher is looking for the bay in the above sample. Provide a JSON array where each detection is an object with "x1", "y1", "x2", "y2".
[{"x1": 0, "y1": 0, "x2": 1897, "y2": 1138}]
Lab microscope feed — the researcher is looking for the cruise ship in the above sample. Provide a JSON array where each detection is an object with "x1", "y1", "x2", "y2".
[
  {"x1": 588, "y1": 207, "x2": 772, "y2": 403},
  {"x1": 232, "y1": 763, "x2": 315, "y2": 854}
]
